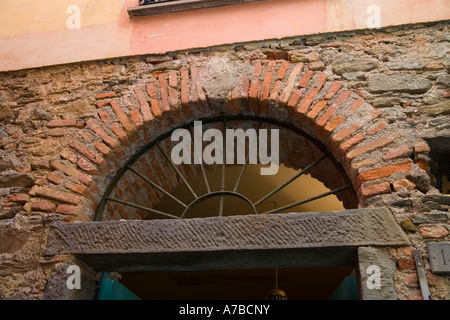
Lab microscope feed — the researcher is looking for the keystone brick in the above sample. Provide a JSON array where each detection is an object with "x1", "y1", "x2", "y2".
[{"x1": 356, "y1": 161, "x2": 412, "y2": 186}]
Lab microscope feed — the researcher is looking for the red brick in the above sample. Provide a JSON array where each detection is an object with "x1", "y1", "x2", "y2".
[
  {"x1": 158, "y1": 73, "x2": 171, "y2": 113},
  {"x1": 169, "y1": 89, "x2": 179, "y2": 108},
  {"x1": 97, "y1": 100, "x2": 111, "y2": 109},
  {"x1": 110, "y1": 123, "x2": 130, "y2": 147},
  {"x1": 4, "y1": 193, "x2": 30, "y2": 204},
  {"x1": 248, "y1": 79, "x2": 261, "y2": 115},
  {"x1": 56, "y1": 204, "x2": 78, "y2": 216},
  {"x1": 279, "y1": 63, "x2": 304, "y2": 105},
  {"x1": 277, "y1": 61, "x2": 290, "y2": 79},
  {"x1": 47, "y1": 119, "x2": 77, "y2": 128},
  {"x1": 32, "y1": 199, "x2": 57, "y2": 212},
  {"x1": 180, "y1": 66, "x2": 190, "y2": 109},
  {"x1": 30, "y1": 186, "x2": 82, "y2": 205},
  {"x1": 371, "y1": 108, "x2": 382, "y2": 120},
  {"x1": 60, "y1": 150, "x2": 78, "y2": 163},
  {"x1": 358, "y1": 182, "x2": 391, "y2": 200},
  {"x1": 252, "y1": 60, "x2": 262, "y2": 77},
  {"x1": 51, "y1": 160, "x2": 92, "y2": 185},
  {"x1": 351, "y1": 157, "x2": 381, "y2": 170},
  {"x1": 398, "y1": 258, "x2": 416, "y2": 271},
  {"x1": 231, "y1": 87, "x2": 242, "y2": 113},
  {"x1": 382, "y1": 145, "x2": 412, "y2": 161},
  {"x1": 419, "y1": 226, "x2": 448, "y2": 239},
  {"x1": 78, "y1": 130, "x2": 93, "y2": 143},
  {"x1": 346, "y1": 132, "x2": 401, "y2": 160},
  {"x1": 297, "y1": 73, "x2": 327, "y2": 117},
  {"x1": 356, "y1": 161, "x2": 412, "y2": 186},
  {"x1": 415, "y1": 159, "x2": 429, "y2": 171},
  {"x1": 95, "y1": 92, "x2": 116, "y2": 100},
  {"x1": 338, "y1": 133, "x2": 365, "y2": 155},
  {"x1": 225, "y1": 91, "x2": 234, "y2": 112},
  {"x1": 287, "y1": 89, "x2": 302, "y2": 115},
  {"x1": 269, "y1": 80, "x2": 282, "y2": 101},
  {"x1": 109, "y1": 100, "x2": 136, "y2": 135},
  {"x1": 134, "y1": 86, "x2": 153, "y2": 123},
  {"x1": 322, "y1": 115, "x2": 346, "y2": 137},
  {"x1": 69, "y1": 140, "x2": 105, "y2": 166},
  {"x1": 324, "y1": 81, "x2": 343, "y2": 100},
  {"x1": 48, "y1": 128, "x2": 66, "y2": 137},
  {"x1": 168, "y1": 70, "x2": 178, "y2": 88},
  {"x1": 298, "y1": 71, "x2": 313, "y2": 88},
  {"x1": 350, "y1": 97, "x2": 365, "y2": 112},
  {"x1": 146, "y1": 79, "x2": 158, "y2": 98},
  {"x1": 259, "y1": 61, "x2": 276, "y2": 114},
  {"x1": 305, "y1": 100, "x2": 327, "y2": 126},
  {"x1": 86, "y1": 120, "x2": 119, "y2": 150},
  {"x1": 76, "y1": 158, "x2": 99, "y2": 175},
  {"x1": 367, "y1": 120, "x2": 387, "y2": 136},
  {"x1": 397, "y1": 272, "x2": 419, "y2": 288},
  {"x1": 98, "y1": 111, "x2": 111, "y2": 124},
  {"x1": 65, "y1": 181, "x2": 87, "y2": 195},
  {"x1": 331, "y1": 123, "x2": 363, "y2": 146},
  {"x1": 47, "y1": 171, "x2": 64, "y2": 185},
  {"x1": 129, "y1": 108, "x2": 143, "y2": 129}
]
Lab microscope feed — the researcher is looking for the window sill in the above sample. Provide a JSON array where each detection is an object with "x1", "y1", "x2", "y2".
[{"x1": 128, "y1": 0, "x2": 270, "y2": 17}]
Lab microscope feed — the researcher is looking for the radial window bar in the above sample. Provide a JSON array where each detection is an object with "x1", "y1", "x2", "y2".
[{"x1": 96, "y1": 116, "x2": 351, "y2": 221}]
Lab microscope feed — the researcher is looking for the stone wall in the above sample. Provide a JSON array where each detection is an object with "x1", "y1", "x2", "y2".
[{"x1": 0, "y1": 21, "x2": 449, "y2": 299}]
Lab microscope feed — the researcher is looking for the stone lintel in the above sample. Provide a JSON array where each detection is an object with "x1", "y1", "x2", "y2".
[{"x1": 45, "y1": 208, "x2": 410, "y2": 271}]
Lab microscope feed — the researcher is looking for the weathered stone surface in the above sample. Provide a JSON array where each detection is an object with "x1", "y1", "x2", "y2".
[
  {"x1": 45, "y1": 208, "x2": 409, "y2": 271},
  {"x1": 424, "y1": 89, "x2": 444, "y2": 105},
  {"x1": 372, "y1": 97, "x2": 401, "y2": 108},
  {"x1": 357, "y1": 247, "x2": 398, "y2": 300},
  {"x1": 289, "y1": 51, "x2": 320, "y2": 63},
  {"x1": 401, "y1": 219, "x2": 418, "y2": 232},
  {"x1": 152, "y1": 60, "x2": 182, "y2": 71},
  {"x1": 0, "y1": 171, "x2": 34, "y2": 188},
  {"x1": 368, "y1": 74, "x2": 431, "y2": 94},
  {"x1": 411, "y1": 213, "x2": 448, "y2": 225},
  {"x1": 43, "y1": 262, "x2": 96, "y2": 300},
  {"x1": 0, "y1": 224, "x2": 29, "y2": 253},
  {"x1": 421, "y1": 195, "x2": 450, "y2": 206},
  {"x1": 419, "y1": 100, "x2": 450, "y2": 116},
  {"x1": 387, "y1": 61, "x2": 424, "y2": 70},
  {"x1": 342, "y1": 72, "x2": 366, "y2": 81},
  {"x1": 436, "y1": 74, "x2": 450, "y2": 87},
  {"x1": 332, "y1": 57, "x2": 379, "y2": 76}
]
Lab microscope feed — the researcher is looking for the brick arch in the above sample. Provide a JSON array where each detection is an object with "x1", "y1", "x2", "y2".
[{"x1": 29, "y1": 58, "x2": 431, "y2": 221}]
